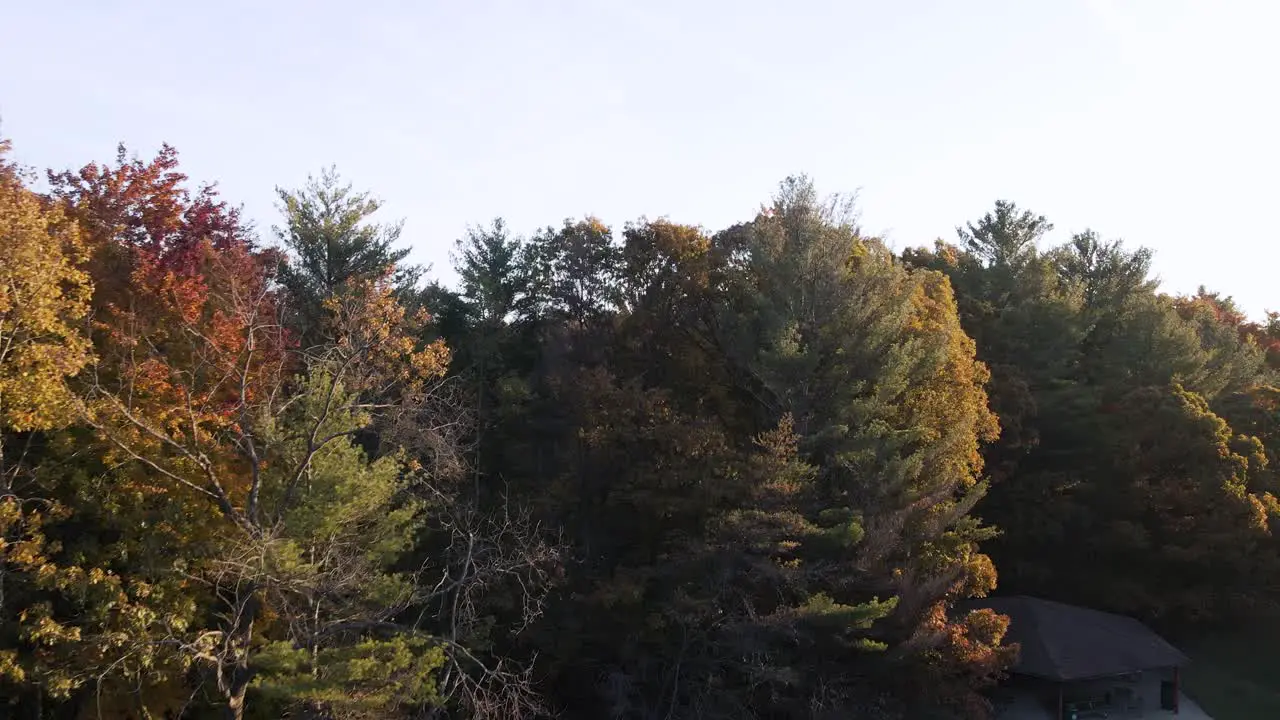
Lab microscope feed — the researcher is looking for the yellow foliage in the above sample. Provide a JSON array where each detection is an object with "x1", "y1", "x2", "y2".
[
  {"x1": 0, "y1": 147, "x2": 92, "y2": 432},
  {"x1": 902, "y1": 269, "x2": 1000, "y2": 488}
]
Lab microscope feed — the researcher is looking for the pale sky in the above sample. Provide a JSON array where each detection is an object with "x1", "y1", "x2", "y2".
[{"x1": 3, "y1": 1, "x2": 1277, "y2": 316}]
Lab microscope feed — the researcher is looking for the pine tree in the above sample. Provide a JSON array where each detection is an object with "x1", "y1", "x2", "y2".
[
  {"x1": 275, "y1": 167, "x2": 421, "y2": 344},
  {"x1": 531, "y1": 179, "x2": 1010, "y2": 718},
  {"x1": 912, "y1": 200, "x2": 1280, "y2": 625},
  {"x1": 704, "y1": 176, "x2": 1006, "y2": 714},
  {"x1": 454, "y1": 218, "x2": 523, "y2": 328}
]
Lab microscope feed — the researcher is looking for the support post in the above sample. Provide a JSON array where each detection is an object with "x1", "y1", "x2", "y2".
[
  {"x1": 1058, "y1": 683, "x2": 1064, "y2": 720},
  {"x1": 1173, "y1": 666, "x2": 1180, "y2": 715}
]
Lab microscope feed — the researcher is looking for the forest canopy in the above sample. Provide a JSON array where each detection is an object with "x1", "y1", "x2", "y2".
[{"x1": 2, "y1": 138, "x2": 1278, "y2": 720}]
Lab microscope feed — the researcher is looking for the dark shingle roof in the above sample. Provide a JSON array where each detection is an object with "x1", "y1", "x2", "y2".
[{"x1": 967, "y1": 596, "x2": 1189, "y2": 681}]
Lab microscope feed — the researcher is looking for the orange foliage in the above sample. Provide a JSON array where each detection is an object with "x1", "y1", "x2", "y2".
[
  {"x1": 912, "y1": 602, "x2": 1017, "y2": 719},
  {"x1": 48, "y1": 147, "x2": 291, "y2": 523}
]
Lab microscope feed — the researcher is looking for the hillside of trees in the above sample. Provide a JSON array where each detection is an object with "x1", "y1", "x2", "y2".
[{"x1": 2, "y1": 138, "x2": 1278, "y2": 719}]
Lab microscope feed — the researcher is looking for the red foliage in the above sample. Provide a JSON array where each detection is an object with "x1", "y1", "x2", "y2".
[
  {"x1": 52, "y1": 145, "x2": 295, "y2": 507},
  {"x1": 49, "y1": 144, "x2": 280, "y2": 302},
  {"x1": 1175, "y1": 290, "x2": 1280, "y2": 369}
]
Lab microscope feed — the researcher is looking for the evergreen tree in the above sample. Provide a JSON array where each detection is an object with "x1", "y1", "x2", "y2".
[
  {"x1": 274, "y1": 167, "x2": 421, "y2": 343},
  {"x1": 706, "y1": 177, "x2": 1009, "y2": 714},
  {"x1": 17, "y1": 126, "x2": 1280, "y2": 719},
  {"x1": 957, "y1": 199, "x2": 1051, "y2": 269},
  {"x1": 518, "y1": 180, "x2": 1012, "y2": 719},
  {"x1": 911, "y1": 201, "x2": 1280, "y2": 625},
  {"x1": 455, "y1": 218, "x2": 523, "y2": 328}
]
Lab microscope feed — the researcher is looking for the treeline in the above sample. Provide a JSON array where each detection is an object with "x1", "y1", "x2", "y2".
[
  {"x1": 1, "y1": 139, "x2": 1277, "y2": 720},
  {"x1": 906, "y1": 205, "x2": 1280, "y2": 624}
]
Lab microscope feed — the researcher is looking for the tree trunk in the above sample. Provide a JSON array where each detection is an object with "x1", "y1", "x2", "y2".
[
  {"x1": 226, "y1": 687, "x2": 247, "y2": 720},
  {"x1": 221, "y1": 593, "x2": 260, "y2": 720},
  {"x1": 224, "y1": 655, "x2": 252, "y2": 720}
]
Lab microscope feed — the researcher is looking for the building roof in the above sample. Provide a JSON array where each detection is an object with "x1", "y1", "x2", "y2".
[{"x1": 967, "y1": 596, "x2": 1190, "y2": 682}]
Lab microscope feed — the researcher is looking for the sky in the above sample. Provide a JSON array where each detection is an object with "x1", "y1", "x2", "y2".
[{"x1": 3, "y1": 0, "x2": 1277, "y2": 316}]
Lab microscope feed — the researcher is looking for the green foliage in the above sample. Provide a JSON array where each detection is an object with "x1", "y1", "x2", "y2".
[
  {"x1": 12, "y1": 130, "x2": 1280, "y2": 720},
  {"x1": 519, "y1": 217, "x2": 622, "y2": 324},
  {"x1": 482, "y1": 177, "x2": 1010, "y2": 718},
  {"x1": 275, "y1": 167, "x2": 421, "y2": 341},
  {"x1": 0, "y1": 143, "x2": 478, "y2": 720},
  {"x1": 912, "y1": 199, "x2": 1280, "y2": 626},
  {"x1": 0, "y1": 140, "x2": 195, "y2": 711},
  {"x1": 454, "y1": 218, "x2": 523, "y2": 327},
  {"x1": 957, "y1": 199, "x2": 1052, "y2": 269},
  {"x1": 253, "y1": 636, "x2": 446, "y2": 718}
]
